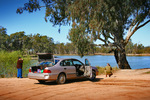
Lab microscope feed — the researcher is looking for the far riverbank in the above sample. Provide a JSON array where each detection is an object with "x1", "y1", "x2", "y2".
[
  {"x1": 94, "y1": 53, "x2": 150, "y2": 56},
  {"x1": 29, "y1": 53, "x2": 150, "y2": 60}
]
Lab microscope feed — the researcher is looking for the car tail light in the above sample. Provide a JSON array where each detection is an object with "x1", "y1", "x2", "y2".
[
  {"x1": 29, "y1": 68, "x2": 31, "y2": 72},
  {"x1": 29, "y1": 69, "x2": 31, "y2": 72},
  {"x1": 43, "y1": 69, "x2": 51, "y2": 73}
]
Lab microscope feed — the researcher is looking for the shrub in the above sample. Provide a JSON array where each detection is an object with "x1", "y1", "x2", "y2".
[
  {"x1": 145, "y1": 71, "x2": 150, "y2": 74},
  {"x1": 0, "y1": 51, "x2": 31, "y2": 78},
  {"x1": 96, "y1": 66, "x2": 119, "y2": 75}
]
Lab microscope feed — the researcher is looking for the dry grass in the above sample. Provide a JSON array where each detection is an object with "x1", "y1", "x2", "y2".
[
  {"x1": 145, "y1": 71, "x2": 150, "y2": 74},
  {"x1": 96, "y1": 66, "x2": 119, "y2": 75}
]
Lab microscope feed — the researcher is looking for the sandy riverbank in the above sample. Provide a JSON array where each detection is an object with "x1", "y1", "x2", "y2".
[{"x1": 0, "y1": 69, "x2": 150, "y2": 100}]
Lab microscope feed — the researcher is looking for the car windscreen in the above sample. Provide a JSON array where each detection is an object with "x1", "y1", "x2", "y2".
[{"x1": 72, "y1": 60, "x2": 83, "y2": 66}]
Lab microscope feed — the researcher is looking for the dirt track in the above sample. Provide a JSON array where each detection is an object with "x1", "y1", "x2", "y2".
[{"x1": 0, "y1": 69, "x2": 150, "y2": 100}]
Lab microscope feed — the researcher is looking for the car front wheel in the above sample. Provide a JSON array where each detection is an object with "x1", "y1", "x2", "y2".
[
  {"x1": 56, "y1": 73, "x2": 66, "y2": 84},
  {"x1": 89, "y1": 71, "x2": 96, "y2": 81}
]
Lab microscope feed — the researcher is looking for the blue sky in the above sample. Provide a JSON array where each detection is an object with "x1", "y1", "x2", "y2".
[{"x1": 0, "y1": 0, "x2": 150, "y2": 46}]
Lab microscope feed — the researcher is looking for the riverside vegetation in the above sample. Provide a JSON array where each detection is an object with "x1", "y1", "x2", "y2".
[
  {"x1": 0, "y1": 26, "x2": 150, "y2": 56},
  {"x1": 96, "y1": 66, "x2": 119, "y2": 75},
  {"x1": 0, "y1": 51, "x2": 31, "y2": 78}
]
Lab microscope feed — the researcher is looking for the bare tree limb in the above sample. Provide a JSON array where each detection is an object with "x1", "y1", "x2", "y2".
[
  {"x1": 108, "y1": 35, "x2": 114, "y2": 41},
  {"x1": 125, "y1": 19, "x2": 150, "y2": 45},
  {"x1": 125, "y1": 22, "x2": 139, "y2": 45},
  {"x1": 125, "y1": 9, "x2": 139, "y2": 44},
  {"x1": 94, "y1": 42, "x2": 116, "y2": 47},
  {"x1": 136, "y1": 20, "x2": 150, "y2": 30},
  {"x1": 97, "y1": 36, "x2": 106, "y2": 44}
]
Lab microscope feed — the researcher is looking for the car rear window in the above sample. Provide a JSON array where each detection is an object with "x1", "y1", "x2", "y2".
[
  {"x1": 39, "y1": 61, "x2": 54, "y2": 67},
  {"x1": 55, "y1": 60, "x2": 60, "y2": 64}
]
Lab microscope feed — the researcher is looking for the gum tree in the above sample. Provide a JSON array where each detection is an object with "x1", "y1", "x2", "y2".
[
  {"x1": 17, "y1": 0, "x2": 150, "y2": 69},
  {"x1": 0, "y1": 26, "x2": 9, "y2": 50}
]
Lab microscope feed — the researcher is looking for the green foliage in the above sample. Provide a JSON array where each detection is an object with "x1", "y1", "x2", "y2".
[
  {"x1": 22, "y1": 55, "x2": 32, "y2": 77},
  {"x1": 68, "y1": 23, "x2": 95, "y2": 57},
  {"x1": 0, "y1": 51, "x2": 31, "y2": 78},
  {"x1": 10, "y1": 31, "x2": 25, "y2": 51},
  {"x1": 0, "y1": 26, "x2": 55, "y2": 54},
  {"x1": 144, "y1": 47, "x2": 150, "y2": 53},
  {"x1": 31, "y1": 34, "x2": 54, "y2": 53},
  {"x1": 0, "y1": 26, "x2": 9, "y2": 51},
  {"x1": 125, "y1": 40, "x2": 134, "y2": 53},
  {"x1": 54, "y1": 43, "x2": 66, "y2": 54},
  {"x1": 96, "y1": 66, "x2": 105, "y2": 75},
  {"x1": 145, "y1": 71, "x2": 150, "y2": 74},
  {"x1": 125, "y1": 40, "x2": 148, "y2": 54},
  {"x1": 65, "y1": 43, "x2": 76, "y2": 54},
  {"x1": 95, "y1": 46, "x2": 111, "y2": 53},
  {"x1": 54, "y1": 42, "x2": 96, "y2": 55}
]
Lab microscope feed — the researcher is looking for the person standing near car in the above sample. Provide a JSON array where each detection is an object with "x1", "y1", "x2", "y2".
[
  {"x1": 16, "y1": 57, "x2": 23, "y2": 78},
  {"x1": 105, "y1": 63, "x2": 113, "y2": 77}
]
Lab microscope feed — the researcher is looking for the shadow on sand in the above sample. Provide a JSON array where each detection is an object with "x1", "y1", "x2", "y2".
[{"x1": 34, "y1": 78, "x2": 104, "y2": 85}]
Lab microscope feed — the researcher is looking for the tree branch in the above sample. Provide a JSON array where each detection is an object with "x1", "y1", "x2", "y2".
[
  {"x1": 125, "y1": 23, "x2": 139, "y2": 45},
  {"x1": 136, "y1": 20, "x2": 150, "y2": 30},
  {"x1": 94, "y1": 42, "x2": 116, "y2": 47},
  {"x1": 108, "y1": 35, "x2": 114, "y2": 41},
  {"x1": 97, "y1": 36, "x2": 106, "y2": 44},
  {"x1": 125, "y1": 19, "x2": 150, "y2": 44}
]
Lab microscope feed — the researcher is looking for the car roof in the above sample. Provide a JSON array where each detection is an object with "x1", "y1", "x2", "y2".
[
  {"x1": 54, "y1": 58, "x2": 80, "y2": 61},
  {"x1": 39, "y1": 58, "x2": 80, "y2": 62}
]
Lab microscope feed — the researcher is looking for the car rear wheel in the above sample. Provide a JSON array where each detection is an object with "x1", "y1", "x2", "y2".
[
  {"x1": 38, "y1": 80, "x2": 45, "y2": 84},
  {"x1": 56, "y1": 73, "x2": 66, "y2": 84}
]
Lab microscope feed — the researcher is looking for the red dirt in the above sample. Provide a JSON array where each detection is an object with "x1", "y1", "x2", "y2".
[{"x1": 0, "y1": 69, "x2": 150, "y2": 100}]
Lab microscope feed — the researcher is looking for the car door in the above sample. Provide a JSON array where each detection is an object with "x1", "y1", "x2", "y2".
[
  {"x1": 60, "y1": 59, "x2": 76, "y2": 79},
  {"x1": 72, "y1": 59, "x2": 85, "y2": 77},
  {"x1": 84, "y1": 59, "x2": 92, "y2": 77}
]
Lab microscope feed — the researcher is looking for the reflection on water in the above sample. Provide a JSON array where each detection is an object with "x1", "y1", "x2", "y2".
[{"x1": 31, "y1": 55, "x2": 150, "y2": 69}]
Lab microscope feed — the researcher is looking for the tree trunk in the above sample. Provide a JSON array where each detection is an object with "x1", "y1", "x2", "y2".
[{"x1": 114, "y1": 48, "x2": 131, "y2": 69}]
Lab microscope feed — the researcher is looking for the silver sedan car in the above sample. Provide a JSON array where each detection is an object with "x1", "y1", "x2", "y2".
[{"x1": 28, "y1": 58, "x2": 99, "y2": 84}]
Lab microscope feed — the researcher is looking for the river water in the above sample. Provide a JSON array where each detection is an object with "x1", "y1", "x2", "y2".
[{"x1": 56, "y1": 55, "x2": 150, "y2": 69}]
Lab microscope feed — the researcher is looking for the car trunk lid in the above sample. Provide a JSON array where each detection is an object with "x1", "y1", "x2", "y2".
[{"x1": 37, "y1": 53, "x2": 54, "y2": 62}]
